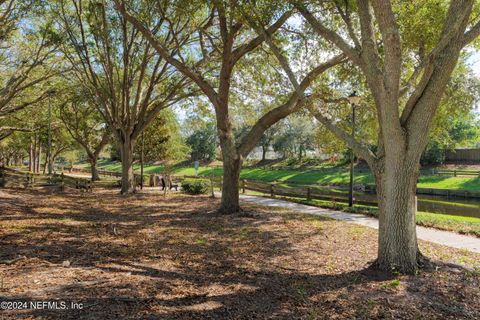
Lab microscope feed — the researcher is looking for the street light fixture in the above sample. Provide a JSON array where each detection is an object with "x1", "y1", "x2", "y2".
[{"x1": 347, "y1": 91, "x2": 361, "y2": 207}]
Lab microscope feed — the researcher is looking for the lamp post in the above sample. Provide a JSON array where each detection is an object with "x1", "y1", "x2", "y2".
[
  {"x1": 347, "y1": 91, "x2": 361, "y2": 207},
  {"x1": 47, "y1": 90, "x2": 56, "y2": 175}
]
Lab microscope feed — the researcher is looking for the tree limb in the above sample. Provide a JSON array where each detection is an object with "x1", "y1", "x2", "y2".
[{"x1": 306, "y1": 101, "x2": 377, "y2": 166}]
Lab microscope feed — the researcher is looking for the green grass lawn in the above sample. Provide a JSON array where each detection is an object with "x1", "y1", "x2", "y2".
[{"x1": 81, "y1": 160, "x2": 480, "y2": 191}]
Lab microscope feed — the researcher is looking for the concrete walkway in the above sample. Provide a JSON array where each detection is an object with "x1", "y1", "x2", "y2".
[{"x1": 239, "y1": 194, "x2": 480, "y2": 253}]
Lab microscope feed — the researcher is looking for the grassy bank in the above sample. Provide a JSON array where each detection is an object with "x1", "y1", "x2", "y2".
[{"x1": 82, "y1": 160, "x2": 480, "y2": 191}]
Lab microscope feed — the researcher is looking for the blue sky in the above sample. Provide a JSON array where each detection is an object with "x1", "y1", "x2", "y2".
[
  {"x1": 467, "y1": 52, "x2": 480, "y2": 116},
  {"x1": 469, "y1": 51, "x2": 480, "y2": 77}
]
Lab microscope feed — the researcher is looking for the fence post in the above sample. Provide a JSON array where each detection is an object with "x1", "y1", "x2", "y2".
[
  {"x1": 270, "y1": 183, "x2": 275, "y2": 198},
  {"x1": 306, "y1": 187, "x2": 311, "y2": 201},
  {"x1": 454, "y1": 170, "x2": 457, "y2": 177},
  {"x1": 241, "y1": 179, "x2": 246, "y2": 194}
]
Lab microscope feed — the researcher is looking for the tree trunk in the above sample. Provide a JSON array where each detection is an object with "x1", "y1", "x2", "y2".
[
  {"x1": 218, "y1": 127, "x2": 242, "y2": 213},
  {"x1": 220, "y1": 154, "x2": 242, "y2": 213},
  {"x1": 32, "y1": 137, "x2": 37, "y2": 173},
  {"x1": 119, "y1": 137, "x2": 136, "y2": 194},
  {"x1": 36, "y1": 145, "x2": 41, "y2": 174},
  {"x1": 261, "y1": 146, "x2": 267, "y2": 161},
  {"x1": 42, "y1": 152, "x2": 47, "y2": 174},
  {"x1": 374, "y1": 159, "x2": 420, "y2": 274},
  {"x1": 89, "y1": 158, "x2": 100, "y2": 181}
]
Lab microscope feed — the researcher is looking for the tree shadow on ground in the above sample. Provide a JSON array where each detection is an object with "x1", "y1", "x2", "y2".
[{"x1": 0, "y1": 187, "x2": 479, "y2": 319}]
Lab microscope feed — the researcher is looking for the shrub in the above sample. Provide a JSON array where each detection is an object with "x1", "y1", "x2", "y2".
[
  {"x1": 182, "y1": 178, "x2": 210, "y2": 195},
  {"x1": 421, "y1": 141, "x2": 445, "y2": 165}
]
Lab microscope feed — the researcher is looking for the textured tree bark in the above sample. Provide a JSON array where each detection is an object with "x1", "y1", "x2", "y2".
[
  {"x1": 119, "y1": 138, "x2": 136, "y2": 194},
  {"x1": 218, "y1": 130, "x2": 242, "y2": 213},
  {"x1": 89, "y1": 158, "x2": 100, "y2": 182},
  {"x1": 373, "y1": 160, "x2": 419, "y2": 273},
  {"x1": 220, "y1": 154, "x2": 242, "y2": 213},
  {"x1": 36, "y1": 145, "x2": 41, "y2": 173},
  {"x1": 28, "y1": 143, "x2": 33, "y2": 172}
]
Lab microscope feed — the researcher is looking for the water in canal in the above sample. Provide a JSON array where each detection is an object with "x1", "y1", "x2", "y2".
[{"x1": 284, "y1": 183, "x2": 480, "y2": 218}]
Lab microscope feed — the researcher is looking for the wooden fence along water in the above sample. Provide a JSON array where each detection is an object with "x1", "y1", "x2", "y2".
[
  {"x1": 57, "y1": 166, "x2": 480, "y2": 199},
  {"x1": 195, "y1": 177, "x2": 480, "y2": 218},
  {"x1": 1, "y1": 168, "x2": 479, "y2": 217}
]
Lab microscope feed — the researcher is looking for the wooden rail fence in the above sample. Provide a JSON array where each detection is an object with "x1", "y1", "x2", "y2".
[{"x1": 0, "y1": 168, "x2": 93, "y2": 192}]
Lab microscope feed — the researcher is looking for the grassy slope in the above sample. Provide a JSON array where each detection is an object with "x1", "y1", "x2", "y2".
[{"x1": 82, "y1": 160, "x2": 480, "y2": 191}]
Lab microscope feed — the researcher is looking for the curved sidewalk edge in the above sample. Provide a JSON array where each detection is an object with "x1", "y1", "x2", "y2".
[{"x1": 238, "y1": 194, "x2": 480, "y2": 254}]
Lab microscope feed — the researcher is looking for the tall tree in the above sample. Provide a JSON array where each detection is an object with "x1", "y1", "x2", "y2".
[
  {"x1": 134, "y1": 109, "x2": 189, "y2": 163},
  {"x1": 273, "y1": 0, "x2": 480, "y2": 272},
  {"x1": 115, "y1": 0, "x2": 344, "y2": 212},
  {"x1": 0, "y1": 1, "x2": 60, "y2": 138},
  {"x1": 54, "y1": 0, "x2": 192, "y2": 193},
  {"x1": 59, "y1": 87, "x2": 109, "y2": 181},
  {"x1": 186, "y1": 124, "x2": 217, "y2": 162}
]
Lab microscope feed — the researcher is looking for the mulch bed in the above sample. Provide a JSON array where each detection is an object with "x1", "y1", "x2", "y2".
[{"x1": 0, "y1": 187, "x2": 479, "y2": 319}]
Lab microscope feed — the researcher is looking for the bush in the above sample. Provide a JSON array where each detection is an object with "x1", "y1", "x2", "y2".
[
  {"x1": 182, "y1": 178, "x2": 210, "y2": 195},
  {"x1": 421, "y1": 141, "x2": 445, "y2": 165}
]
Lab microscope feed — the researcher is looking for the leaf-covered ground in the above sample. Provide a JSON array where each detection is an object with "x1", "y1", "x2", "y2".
[{"x1": 0, "y1": 187, "x2": 479, "y2": 319}]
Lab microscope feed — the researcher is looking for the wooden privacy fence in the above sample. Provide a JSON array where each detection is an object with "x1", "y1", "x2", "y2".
[{"x1": 445, "y1": 149, "x2": 480, "y2": 162}]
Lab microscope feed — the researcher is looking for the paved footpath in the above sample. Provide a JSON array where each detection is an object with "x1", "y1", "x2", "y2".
[{"x1": 238, "y1": 194, "x2": 480, "y2": 253}]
